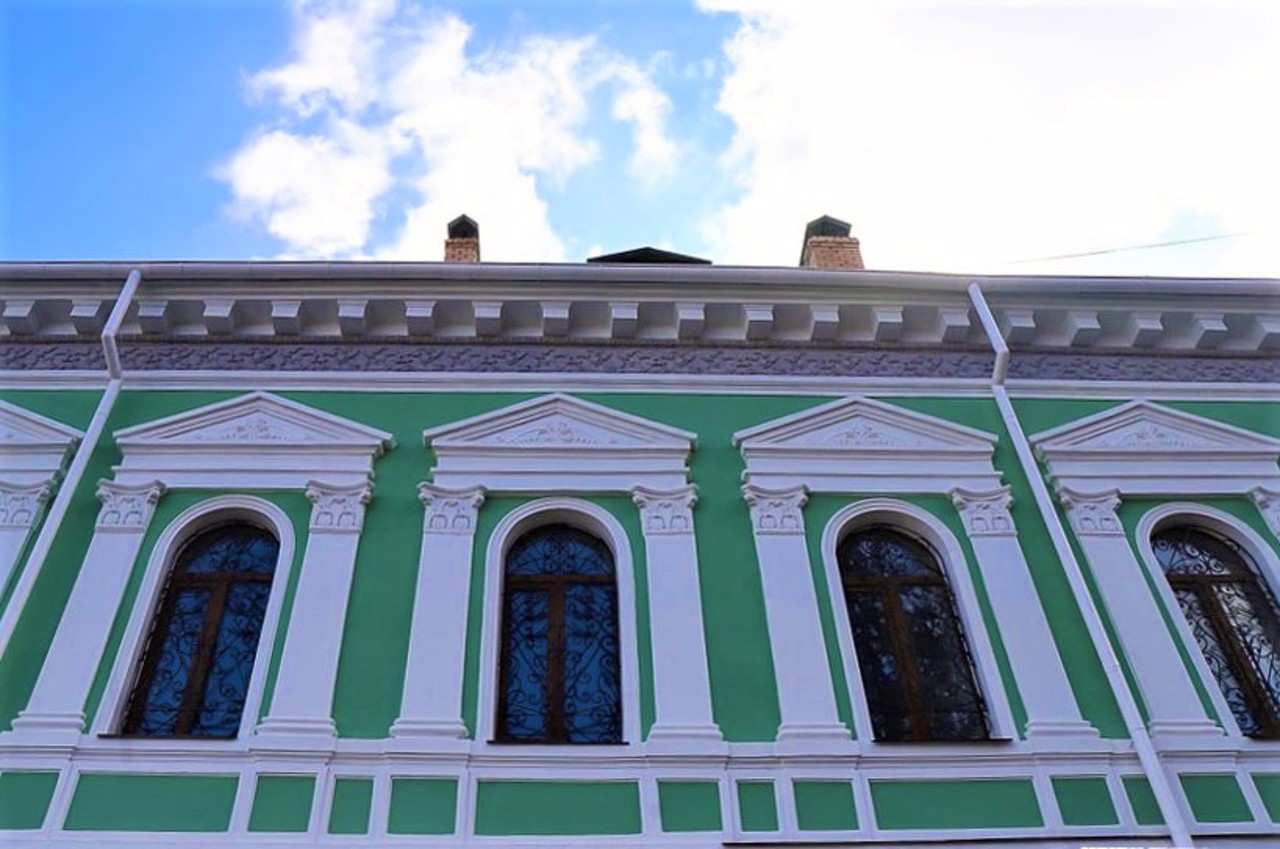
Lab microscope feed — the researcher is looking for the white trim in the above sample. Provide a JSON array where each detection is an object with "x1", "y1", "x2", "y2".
[
  {"x1": 1134, "y1": 502, "x2": 1280, "y2": 741},
  {"x1": 0, "y1": 399, "x2": 83, "y2": 487},
  {"x1": 819, "y1": 498, "x2": 1017, "y2": 743},
  {"x1": 91, "y1": 495, "x2": 297, "y2": 743},
  {"x1": 475, "y1": 498, "x2": 642, "y2": 749}
]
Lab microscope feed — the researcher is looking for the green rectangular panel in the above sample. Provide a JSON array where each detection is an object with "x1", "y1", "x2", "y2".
[
  {"x1": 0, "y1": 771, "x2": 58, "y2": 830},
  {"x1": 1180, "y1": 774, "x2": 1254, "y2": 824},
  {"x1": 1052, "y1": 777, "x2": 1118, "y2": 826},
  {"x1": 658, "y1": 781, "x2": 721, "y2": 832},
  {"x1": 247, "y1": 775, "x2": 314, "y2": 833},
  {"x1": 736, "y1": 781, "x2": 778, "y2": 832},
  {"x1": 871, "y1": 779, "x2": 1043, "y2": 830},
  {"x1": 64, "y1": 773, "x2": 237, "y2": 832},
  {"x1": 1252, "y1": 774, "x2": 1280, "y2": 822},
  {"x1": 1122, "y1": 776, "x2": 1165, "y2": 826},
  {"x1": 388, "y1": 778, "x2": 458, "y2": 835},
  {"x1": 794, "y1": 780, "x2": 858, "y2": 831},
  {"x1": 475, "y1": 781, "x2": 641, "y2": 836},
  {"x1": 328, "y1": 777, "x2": 373, "y2": 835}
]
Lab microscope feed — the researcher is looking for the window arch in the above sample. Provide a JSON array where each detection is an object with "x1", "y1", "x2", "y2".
[
  {"x1": 497, "y1": 523, "x2": 622, "y2": 743},
  {"x1": 1152, "y1": 523, "x2": 1280, "y2": 738},
  {"x1": 837, "y1": 525, "x2": 990, "y2": 741},
  {"x1": 122, "y1": 521, "x2": 280, "y2": 738}
]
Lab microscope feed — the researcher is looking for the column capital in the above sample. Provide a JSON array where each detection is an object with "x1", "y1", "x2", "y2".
[
  {"x1": 306, "y1": 480, "x2": 372, "y2": 533},
  {"x1": 632, "y1": 484, "x2": 698, "y2": 536},
  {"x1": 743, "y1": 482, "x2": 807, "y2": 536},
  {"x1": 1249, "y1": 486, "x2": 1280, "y2": 537},
  {"x1": 1058, "y1": 487, "x2": 1124, "y2": 537},
  {"x1": 95, "y1": 479, "x2": 165, "y2": 532},
  {"x1": 0, "y1": 480, "x2": 53, "y2": 530},
  {"x1": 418, "y1": 483, "x2": 486, "y2": 536},
  {"x1": 950, "y1": 486, "x2": 1015, "y2": 537}
]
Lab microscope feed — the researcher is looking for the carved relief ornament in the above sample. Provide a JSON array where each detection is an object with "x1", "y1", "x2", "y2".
[
  {"x1": 96, "y1": 480, "x2": 166, "y2": 532},
  {"x1": 1058, "y1": 488, "x2": 1124, "y2": 537},
  {"x1": 743, "y1": 483, "x2": 808, "y2": 536},
  {"x1": 632, "y1": 484, "x2": 698, "y2": 536},
  {"x1": 306, "y1": 480, "x2": 373, "y2": 533},
  {"x1": 419, "y1": 483, "x2": 486, "y2": 535},
  {"x1": 950, "y1": 486, "x2": 1016, "y2": 537}
]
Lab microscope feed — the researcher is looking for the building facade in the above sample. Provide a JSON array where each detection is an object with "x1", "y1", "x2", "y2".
[{"x1": 1, "y1": 221, "x2": 1279, "y2": 846}]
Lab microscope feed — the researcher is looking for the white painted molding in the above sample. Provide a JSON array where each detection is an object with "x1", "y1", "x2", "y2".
[
  {"x1": 475, "y1": 498, "x2": 642, "y2": 748},
  {"x1": 91, "y1": 495, "x2": 297, "y2": 741},
  {"x1": 950, "y1": 486, "x2": 1016, "y2": 537},
  {"x1": 0, "y1": 480, "x2": 52, "y2": 530},
  {"x1": 419, "y1": 483, "x2": 486, "y2": 535},
  {"x1": 95, "y1": 479, "x2": 165, "y2": 532},
  {"x1": 734, "y1": 396, "x2": 1001, "y2": 494},
  {"x1": 1058, "y1": 488, "x2": 1124, "y2": 537},
  {"x1": 632, "y1": 484, "x2": 697, "y2": 536},
  {"x1": 110, "y1": 391, "x2": 393, "y2": 490},
  {"x1": 305, "y1": 480, "x2": 372, "y2": 533},
  {"x1": 424, "y1": 393, "x2": 694, "y2": 492},
  {"x1": 742, "y1": 483, "x2": 807, "y2": 536},
  {"x1": 1250, "y1": 486, "x2": 1280, "y2": 539},
  {"x1": 1134, "y1": 502, "x2": 1280, "y2": 741},
  {"x1": 1032, "y1": 400, "x2": 1280, "y2": 496},
  {"x1": 0, "y1": 399, "x2": 83, "y2": 488}
]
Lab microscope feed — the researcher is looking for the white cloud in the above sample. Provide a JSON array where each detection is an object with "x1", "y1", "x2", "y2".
[
  {"x1": 698, "y1": 1, "x2": 1280, "y2": 275},
  {"x1": 221, "y1": 0, "x2": 678, "y2": 261}
]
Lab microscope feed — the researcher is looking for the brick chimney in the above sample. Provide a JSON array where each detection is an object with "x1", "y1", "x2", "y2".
[
  {"x1": 444, "y1": 214, "x2": 480, "y2": 262},
  {"x1": 800, "y1": 215, "x2": 864, "y2": 270}
]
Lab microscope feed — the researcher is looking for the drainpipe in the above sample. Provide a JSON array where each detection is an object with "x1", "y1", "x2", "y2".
[
  {"x1": 0, "y1": 269, "x2": 141, "y2": 660},
  {"x1": 966, "y1": 282, "x2": 1194, "y2": 847}
]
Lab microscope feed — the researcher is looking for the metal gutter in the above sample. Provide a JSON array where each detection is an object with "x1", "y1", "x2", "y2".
[
  {"x1": 967, "y1": 281, "x2": 1196, "y2": 848},
  {"x1": 0, "y1": 269, "x2": 140, "y2": 661}
]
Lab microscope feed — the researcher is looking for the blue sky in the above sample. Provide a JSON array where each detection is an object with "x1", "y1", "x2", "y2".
[{"x1": 2, "y1": 0, "x2": 1277, "y2": 277}]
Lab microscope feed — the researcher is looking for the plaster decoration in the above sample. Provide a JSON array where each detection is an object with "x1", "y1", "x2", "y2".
[
  {"x1": 110, "y1": 391, "x2": 393, "y2": 490},
  {"x1": 632, "y1": 484, "x2": 697, "y2": 536},
  {"x1": 734, "y1": 396, "x2": 1002, "y2": 494},
  {"x1": 0, "y1": 480, "x2": 52, "y2": 529},
  {"x1": 1059, "y1": 488, "x2": 1124, "y2": 537},
  {"x1": 743, "y1": 483, "x2": 807, "y2": 535},
  {"x1": 95, "y1": 480, "x2": 165, "y2": 532},
  {"x1": 950, "y1": 486, "x2": 1016, "y2": 537},
  {"x1": 1250, "y1": 486, "x2": 1280, "y2": 539},
  {"x1": 419, "y1": 483, "x2": 486, "y2": 535},
  {"x1": 306, "y1": 481, "x2": 372, "y2": 533},
  {"x1": 1032, "y1": 401, "x2": 1280, "y2": 496},
  {"x1": 0, "y1": 399, "x2": 83, "y2": 487},
  {"x1": 425, "y1": 393, "x2": 695, "y2": 492}
]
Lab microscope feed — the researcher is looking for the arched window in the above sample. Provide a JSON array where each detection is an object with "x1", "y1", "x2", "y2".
[
  {"x1": 497, "y1": 524, "x2": 622, "y2": 744},
  {"x1": 1153, "y1": 524, "x2": 1280, "y2": 738},
  {"x1": 838, "y1": 526, "x2": 989, "y2": 741},
  {"x1": 122, "y1": 523, "x2": 279, "y2": 738}
]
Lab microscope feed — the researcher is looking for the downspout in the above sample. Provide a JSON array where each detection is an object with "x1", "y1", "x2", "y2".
[
  {"x1": 0, "y1": 269, "x2": 141, "y2": 660},
  {"x1": 966, "y1": 282, "x2": 1194, "y2": 847}
]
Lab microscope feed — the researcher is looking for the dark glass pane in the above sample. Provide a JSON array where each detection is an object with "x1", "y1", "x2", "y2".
[
  {"x1": 901, "y1": 585, "x2": 988, "y2": 740},
  {"x1": 502, "y1": 589, "x2": 550, "y2": 741},
  {"x1": 563, "y1": 584, "x2": 621, "y2": 743},
  {"x1": 846, "y1": 591, "x2": 911, "y2": 740},
  {"x1": 180, "y1": 527, "x2": 279, "y2": 576},
  {"x1": 1174, "y1": 588, "x2": 1258, "y2": 735},
  {"x1": 840, "y1": 530, "x2": 940, "y2": 580},
  {"x1": 1216, "y1": 582, "x2": 1280, "y2": 718},
  {"x1": 135, "y1": 588, "x2": 210, "y2": 735},
  {"x1": 191, "y1": 581, "x2": 271, "y2": 738},
  {"x1": 507, "y1": 526, "x2": 614, "y2": 578},
  {"x1": 1154, "y1": 527, "x2": 1242, "y2": 577}
]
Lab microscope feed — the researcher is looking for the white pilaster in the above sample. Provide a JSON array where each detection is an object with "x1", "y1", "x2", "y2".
[
  {"x1": 0, "y1": 480, "x2": 52, "y2": 597},
  {"x1": 743, "y1": 483, "x2": 849, "y2": 747},
  {"x1": 10, "y1": 479, "x2": 164, "y2": 743},
  {"x1": 255, "y1": 480, "x2": 372, "y2": 748},
  {"x1": 950, "y1": 487, "x2": 1098, "y2": 741},
  {"x1": 390, "y1": 484, "x2": 485, "y2": 746},
  {"x1": 632, "y1": 484, "x2": 723, "y2": 747},
  {"x1": 1059, "y1": 488, "x2": 1222, "y2": 741},
  {"x1": 1250, "y1": 486, "x2": 1280, "y2": 539}
]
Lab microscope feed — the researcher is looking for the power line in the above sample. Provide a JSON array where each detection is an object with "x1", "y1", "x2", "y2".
[{"x1": 1006, "y1": 231, "x2": 1246, "y2": 265}]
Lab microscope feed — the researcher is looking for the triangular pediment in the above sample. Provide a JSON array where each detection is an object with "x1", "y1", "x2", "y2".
[
  {"x1": 1032, "y1": 401, "x2": 1280, "y2": 458},
  {"x1": 0, "y1": 400, "x2": 84, "y2": 450},
  {"x1": 424, "y1": 394, "x2": 696, "y2": 451},
  {"x1": 734, "y1": 397, "x2": 997, "y2": 454},
  {"x1": 114, "y1": 392, "x2": 393, "y2": 453}
]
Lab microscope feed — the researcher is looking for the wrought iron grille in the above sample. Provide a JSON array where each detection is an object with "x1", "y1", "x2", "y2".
[
  {"x1": 1153, "y1": 525, "x2": 1280, "y2": 738},
  {"x1": 838, "y1": 526, "x2": 990, "y2": 741},
  {"x1": 122, "y1": 523, "x2": 278, "y2": 738},
  {"x1": 497, "y1": 524, "x2": 622, "y2": 744}
]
